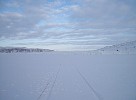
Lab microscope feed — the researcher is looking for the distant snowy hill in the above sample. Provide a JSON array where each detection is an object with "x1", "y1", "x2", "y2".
[
  {"x1": 0, "y1": 47, "x2": 54, "y2": 53},
  {"x1": 91, "y1": 40, "x2": 136, "y2": 54}
]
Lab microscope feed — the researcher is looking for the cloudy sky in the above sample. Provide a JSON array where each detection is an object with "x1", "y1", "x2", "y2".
[{"x1": 0, "y1": 0, "x2": 136, "y2": 51}]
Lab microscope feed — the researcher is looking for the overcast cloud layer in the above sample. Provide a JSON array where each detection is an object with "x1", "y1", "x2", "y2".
[{"x1": 0, "y1": 0, "x2": 136, "y2": 51}]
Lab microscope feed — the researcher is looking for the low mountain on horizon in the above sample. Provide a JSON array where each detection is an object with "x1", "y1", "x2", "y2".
[
  {"x1": 91, "y1": 40, "x2": 136, "y2": 54},
  {"x1": 0, "y1": 47, "x2": 54, "y2": 53}
]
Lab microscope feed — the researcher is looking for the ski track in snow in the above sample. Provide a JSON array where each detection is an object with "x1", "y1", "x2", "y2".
[
  {"x1": 75, "y1": 67, "x2": 103, "y2": 100},
  {"x1": 46, "y1": 66, "x2": 61, "y2": 100},
  {"x1": 36, "y1": 82, "x2": 50, "y2": 100}
]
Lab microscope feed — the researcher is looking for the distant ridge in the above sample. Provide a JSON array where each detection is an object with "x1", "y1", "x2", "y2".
[
  {"x1": 0, "y1": 47, "x2": 54, "y2": 53},
  {"x1": 91, "y1": 40, "x2": 136, "y2": 54}
]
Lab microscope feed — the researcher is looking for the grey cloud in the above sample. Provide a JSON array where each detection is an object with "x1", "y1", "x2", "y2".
[
  {"x1": 70, "y1": 0, "x2": 136, "y2": 28},
  {"x1": 0, "y1": 0, "x2": 136, "y2": 50},
  {"x1": 0, "y1": 0, "x2": 61, "y2": 39}
]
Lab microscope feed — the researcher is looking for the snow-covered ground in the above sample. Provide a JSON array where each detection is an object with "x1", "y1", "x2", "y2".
[{"x1": 0, "y1": 52, "x2": 136, "y2": 100}]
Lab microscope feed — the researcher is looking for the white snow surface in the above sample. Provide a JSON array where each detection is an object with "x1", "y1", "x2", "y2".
[{"x1": 0, "y1": 52, "x2": 136, "y2": 100}]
